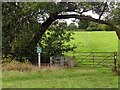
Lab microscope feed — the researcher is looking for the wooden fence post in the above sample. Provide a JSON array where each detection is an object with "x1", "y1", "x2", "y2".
[{"x1": 114, "y1": 52, "x2": 117, "y2": 70}]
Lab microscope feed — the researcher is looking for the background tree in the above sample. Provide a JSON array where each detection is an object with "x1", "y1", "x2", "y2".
[
  {"x1": 68, "y1": 22, "x2": 78, "y2": 30},
  {"x1": 40, "y1": 22, "x2": 76, "y2": 63},
  {"x1": 106, "y1": 3, "x2": 120, "y2": 26},
  {"x1": 78, "y1": 20, "x2": 90, "y2": 30},
  {"x1": 2, "y1": 2, "x2": 41, "y2": 62},
  {"x1": 86, "y1": 22, "x2": 113, "y2": 31}
]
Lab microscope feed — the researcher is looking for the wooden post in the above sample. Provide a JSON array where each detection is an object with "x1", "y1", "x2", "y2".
[
  {"x1": 38, "y1": 53, "x2": 41, "y2": 68},
  {"x1": 118, "y1": 40, "x2": 120, "y2": 70},
  {"x1": 50, "y1": 56, "x2": 52, "y2": 66},
  {"x1": 114, "y1": 52, "x2": 117, "y2": 70}
]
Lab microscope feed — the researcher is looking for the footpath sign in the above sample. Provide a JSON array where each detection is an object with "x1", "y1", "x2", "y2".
[
  {"x1": 37, "y1": 47, "x2": 42, "y2": 53},
  {"x1": 37, "y1": 47, "x2": 42, "y2": 68}
]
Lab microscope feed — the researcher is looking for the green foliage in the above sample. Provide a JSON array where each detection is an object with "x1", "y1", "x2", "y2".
[
  {"x1": 78, "y1": 20, "x2": 112, "y2": 31},
  {"x1": 78, "y1": 20, "x2": 90, "y2": 29},
  {"x1": 107, "y1": 3, "x2": 120, "y2": 26},
  {"x1": 112, "y1": 8, "x2": 120, "y2": 25},
  {"x1": 86, "y1": 22, "x2": 100, "y2": 31},
  {"x1": 97, "y1": 24, "x2": 113, "y2": 31},
  {"x1": 40, "y1": 22, "x2": 76, "y2": 58},
  {"x1": 2, "y1": 54, "x2": 13, "y2": 63},
  {"x1": 2, "y1": 2, "x2": 41, "y2": 61},
  {"x1": 86, "y1": 22, "x2": 113, "y2": 31},
  {"x1": 68, "y1": 23, "x2": 78, "y2": 30}
]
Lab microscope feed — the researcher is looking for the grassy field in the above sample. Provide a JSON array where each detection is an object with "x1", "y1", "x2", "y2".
[
  {"x1": 70, "y1": 31, "x2": 118, "y2": 52},
  {"x1": 2, "y1": 67, "x2": 118, "y2": 88},
  {"x1": 2, "y1": 31, "x2": 119, "y2": 88}
]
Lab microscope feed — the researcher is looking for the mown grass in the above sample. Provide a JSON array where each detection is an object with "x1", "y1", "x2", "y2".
[
  {"x1": 2, "y1": 67, "x2": 118, "y2": 88},
  {"x1": 70, "y1": 31, "x2": 118, "y2": 53}
]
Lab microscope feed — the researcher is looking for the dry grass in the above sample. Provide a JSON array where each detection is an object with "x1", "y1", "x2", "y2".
[
  {"x1": 2, "y1": 60, "x2": 38, "y2": 71},
  {"x1": 2, "y1": 60, "x2": 66, "y2": 72}
]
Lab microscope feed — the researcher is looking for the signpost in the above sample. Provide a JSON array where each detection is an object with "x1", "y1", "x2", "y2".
[{"x1": 37, "y1": 47, "x2": 42, "y2": 68}]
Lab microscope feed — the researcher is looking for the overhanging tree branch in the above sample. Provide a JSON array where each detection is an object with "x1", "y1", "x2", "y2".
[
  {"x1": 27, "y1": 16, "x2": 56, "y2": 52},
  {"x1": 99, "y1": 1, "x2": 108, "y2": 20},
  {"x1": 55, "y1": 14, "x2": 120, "y2": 39},
  {"x1": 30, "y1": 13, "x2": 120, "y2": 48}
]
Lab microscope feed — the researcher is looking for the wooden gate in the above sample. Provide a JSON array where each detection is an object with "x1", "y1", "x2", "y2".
[{"x1": 74, "y1": 52, "x2": 117, "y2": 68}]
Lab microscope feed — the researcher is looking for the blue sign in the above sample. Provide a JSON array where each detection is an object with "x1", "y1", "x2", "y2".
[{"x1": 37, "y1": 47, "x2": 42, "y2": 53}]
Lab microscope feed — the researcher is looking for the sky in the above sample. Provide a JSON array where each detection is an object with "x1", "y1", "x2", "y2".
[{"x1": 62, "y1": 11, "x2": 100, "y2": 26}]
